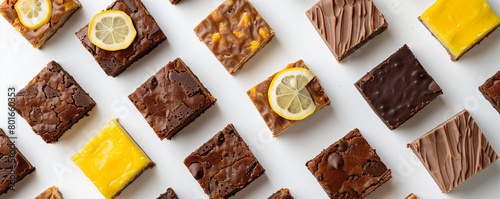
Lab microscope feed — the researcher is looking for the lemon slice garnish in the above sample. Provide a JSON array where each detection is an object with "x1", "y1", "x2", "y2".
[
  {"x1": 14, "y1": 0, "x2": 52, "y2": 29},
  {"x1": 88, "y1": 10, "x2": 137, "y2": 51},
  {"x1": 268, "y1": 67, "x2": 316, "y2": 120}
]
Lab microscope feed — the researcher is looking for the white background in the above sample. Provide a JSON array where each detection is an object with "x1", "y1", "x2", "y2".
[{"x1": 1, "y1": 0, "x2": 500, "y2": 198}]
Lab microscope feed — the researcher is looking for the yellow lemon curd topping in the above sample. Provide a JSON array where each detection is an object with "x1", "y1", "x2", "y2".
[
  {"x1": 421, "y1": 0, "x2": 500, "y2": 57},
  {"x1": 72, "y1": 119, "x2": 151, "y2": 199}
]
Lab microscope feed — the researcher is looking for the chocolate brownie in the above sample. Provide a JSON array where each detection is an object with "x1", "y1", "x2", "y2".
[
  {"x1": 355, "y1": 44, "x2": 442, "y2": 130},
  {"x1": 76, "y1": 0, "x2": 166, "y2": 77},
  {"x1": 15, "y1": 61, "x2": 96, "y2": 143},
  {"x1": 0, "y1": 128, "x2": 35, "y2": 195},
  {"x1": 129, "y1": 58, "x2": 216, "y2": 140},
  {"x1": 479, "y1": 70, "x2": 500, "y2": 114},
  {"x1": 157, "y1": 187, "x2": 179, "y2": 199},
  {"x1": 306, "y1": 129, "x2": 392, "y2": 198},
  {"x1": 184, "y1": 124, "x2": 265, "y2": 199},
  {"x1": 268, "y1": 188, "x2": 293, "y2": 199}
]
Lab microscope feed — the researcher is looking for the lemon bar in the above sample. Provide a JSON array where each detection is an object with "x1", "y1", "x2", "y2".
[
  {"x1": 0, "y1": 0, "x2": 81, "y2": 49},
  {"x1": 72, "y1": 119, "x2": 155, "y2": 199},
  {"x1": 419, "y1": 0, "x2": 500, "y2": 61}
]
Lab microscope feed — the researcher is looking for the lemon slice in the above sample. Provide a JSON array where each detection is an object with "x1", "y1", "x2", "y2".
[
  {"x1": 88, "y1": 10, "x2": 137, "y2": 51},
  {"x1": 268, "y1": 68, "x2": 316, "y2": 120},
  {"x1": 14, "y1": 0, "x2": 52, "y2": 29}
]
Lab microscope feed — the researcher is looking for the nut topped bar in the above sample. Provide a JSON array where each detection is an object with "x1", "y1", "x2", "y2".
[
  {"x1": 76, "y1": 0, "x2": 166, "y2": 77},
  {"x1": 306, "y1": 0, "x2": 388, "y2": 62},
  {"x1": 0, "y1": 0, "x2": 81, "y2": 49},
  {"x1": 479, "y1": 70, "x2": 500, "y2": 114},
  {"x1": 408, "y1": 110, "x2": 498, "y2": 193},
  {"x1": 184, "y1": 124, "x2": 265, "y2": 199},
  {"x1": 129, "y1": 58, "x2": 216, "y2": 140},
  {"x1": 194, "y1": 0, "x2": 275, "y2": 74},
  {"x1": 0, "y1": 128, "x2": 35, "y2": 195},
  {"x1": 306, "y1": 129, "x2": 392, "y2": 198},
  {"x1": 355, "y1": 45, "x2": 442, "y2": 130},
  {"x1": 15, "y1": 61, "x2": 96, "y2": 143}
]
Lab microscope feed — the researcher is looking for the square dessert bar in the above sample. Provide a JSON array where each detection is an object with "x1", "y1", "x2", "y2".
[
  {"x1": 129, "y1": 58, "x2": 216, "y2": 140},
  {"x1": 76, "y1": 0, "x2": 166, "y2": 77},
  {"x1": 479, "y1": 70, "x2": 500, "y2": 114},
  {"x1": 306, "y1": 0, "x2": 388, "y2": 62},
  {"x1": 355, "y1": 45, "x2": 442, "y2": 130},
  {"x1": 0, "y1": 0, "x2": 81, "y2": 49},
  {"x1": 15, "y1": 61, "x2": 96, "y2": 143},
  {"x1": 419, "y1": 0, "x2": 500, "y2": 61},
  {"x1": 34, "y1": 186, "x2": 63, "y2": 199},
  {"x1": 0, "y1": 128, "x2": 35, "y2": 195},
  {"x1": 268, "y1": 188, "x2": 294, "y2": 199},
  {"x1": 184, "y1": 124, "x2": 265, "y2": 199},
  {"x1": 72, "y1": 119, "x2": 155, "y2": 199},
  {"x1": 247, "y1": 60, "x2": 330, "y2": 137},
  {"x1": 194, "y1": 0, "x2": 275, "y2": 74},
  {"x1": 306, "y1": 129, "x2": 392, "y2": 198},
  {"x1": 408, "y1": 110, "x2": 498, "y2": 193},
  {"x1": 156, "y1": 188, "x2": 178, "y2": 199}
]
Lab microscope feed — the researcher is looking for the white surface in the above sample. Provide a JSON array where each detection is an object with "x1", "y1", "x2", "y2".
[{"x1": 1, "y1": 0, "x2": 500, "y2": 198}]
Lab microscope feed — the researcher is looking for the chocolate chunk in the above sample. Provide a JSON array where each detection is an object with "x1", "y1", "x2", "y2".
[
  {"x1": 43, "y1": 86, "x2": 59, "y2": 99},
  {"x1": 479, "y1": 70, "x2": 500, "y2": 114},
  {"x1": 363, "y1": 161, "x2": 387, "y2": 177},
  {"x1": 189, "y1": 163, "x2": 204, "y2": 180},
  {"x1": 327, "y1": 153, "x2": 343, "y2": 170},
  {"x1": 355, "y1": 45, "x2": 442, "y2": 130},
  {"x1": 337, "y1": 141, "x2": 347, "y2": 152}
]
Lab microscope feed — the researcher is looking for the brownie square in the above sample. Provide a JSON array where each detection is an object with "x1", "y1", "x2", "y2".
[
  {"x1": 355, "y1": 44, "x2": 442, "y2": 130},
  {"x1": 76, "y1": 0, "x2": 166, "y2": 77},
  {"x1": 184, "y1": 124, "x2": 265, "y2": 199},
  {"x1": 15, "y1": 61, "x2": 96, "y2": 143},
  {"x1": 0, "y1": 128, "x2": 35, "y2": 195},
  {"x1": 194, "y1": 0, "x2": 275, "y2": 74},
  {"x1": 34, "y1": 186, "x2": 63, "y2": 199},
  {"x1": 408, "y1": 110, "x2": 498, "y2": 193},
  {"x1": 129, "y1": 58, "x2": 216, "y2": 140},
  {"x1": 479, "y1": 70, "x2": 500, "y2": 114},
  {"x1": 306, "y1": 0, "x2": 388, "y2": 62},
  {"x1": 247, "y1": 60, "x2": 330, "y2": 137},
  {"x1": 306, "y1": 129, "x2": 392, "y2": 198},
  {"x1": 0, "y1": 0, "x2": 81, "y2": 49},
  {"x1": 268, "y1": 188, "x2": 293, "y2": 199},
  {"x1": 157, "y1": 187, "x2": 178, "y2": 199}
]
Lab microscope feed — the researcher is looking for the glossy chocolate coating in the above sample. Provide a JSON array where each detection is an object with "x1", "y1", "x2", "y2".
[
  {"x1": 184, "y1": 124, "x2": 265, "y2": 199},
  {"x1": 15, "y1": 61, "x2": 96, "y2": 143},
  {"x1": 157, "y1": 188, "x2": 178, "y2": 199},
  {"x1": 306, "y1": 0, "x2": 388, "y2": 62},
  {"x1": 194, "y1": 0, "x2": 275, "y2": 74},
  {"x1": 247, "y1": 60, "x2": 330, "y2": 137},
  {"x1": 129, "y1": 58, "x2": 216, "y2": 140},
  {"x1": 76, "y1": 0, "x2": 166, "y2": 77},
  {"x1": 306, "y1": 129, "x2": 391, "y2": 198},
  {"x1": 479, "y1": 70, "x2": 500, "y2": 114},
  {"x1": 268, "y1": 188, "x2": 294, "y2": 199},
  {"x1": 0, "y1": 128, "x2": 35, "y2": 195},
  {"x1": 408, "y1": 110, "x2": 498, "y2": 193},
  {"x1": 355, "y1": 44, "x2": 442, "y2": 130}
]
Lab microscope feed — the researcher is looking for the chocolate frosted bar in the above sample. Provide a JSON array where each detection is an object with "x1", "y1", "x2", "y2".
[
  {"x1": 194, "y1": 0, "x2": 275, "y2": 74},
  {"x1": 15, "y1": 61, "x2": 96, "y2": 143},
  {"x1": 76, "y1": 0, "x2": 166, "y2": 77},
  {"x1": 408, "y1": 110, "x2": 498, "y2": 193},
  {"x1": 0, "y1": 0, "x2": 81, "y2": 49},
  {"x1": 306, "y1": 129, "x2": 391, "y2": 198},
  {"x1": 306, "y1": 0, "x2": 388, "y2": 62},
  {"x1": 479, "y1": 70, "x2": 500, "y2": 114},
  {"x1": 0, "y1": 128, "x2": 35, "y2": 195},
  {"x1": 157, "y1": 188, "x2": 178, "y2": 199},
  {"x1": 355, "y1": 45, "x2": 442, "y2": 130},
  {"x1": 129, "y1": 58, "x2": 216, "y2": 140},
  {"x1": 184, "y1": 124, "x2": 265, "y2": 199},
  {"x1": 268, "y1": 188, "x2": 294, "y2": 199}
]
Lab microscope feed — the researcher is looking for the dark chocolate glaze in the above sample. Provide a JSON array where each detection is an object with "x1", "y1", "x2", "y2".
[
  {"x1": 15, "y1": 61, "x2": 96, "y2": 143},
  {"x1": 479, "y1": 70, "x2": 500, "y2": 114},
  {"x1": 355, "y1": 44, "x2": 443, "y2": 130},
  {"x1": 0, "y1": 129, "x2": 35, "y2": 195},
  {"x1": 306, "y1": 129, "x2": 391, "y2": 199},
  {"x1": 156, "y1": 187, "x2": 179, "y2": 199},
  {"x1": 75, "y1": 0, "x2": 166, "y2": 77},
  {"x1": 184, "y1": 124, "x2": 265, "y2": 199},
  {"x1": 268, "y1": 188, "x2": 294, "y2": 199},
  {"x1": 129, "y1": 58, "x2": 216, "y2": 140}
]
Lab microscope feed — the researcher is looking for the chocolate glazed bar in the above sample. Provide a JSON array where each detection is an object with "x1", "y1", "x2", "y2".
[
  {"x1": 479, "y1": 70, "x2": 500, "y2": 114},
  {"x1": 306, "y1": 0, "x2": 388, "y2": 62}
]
